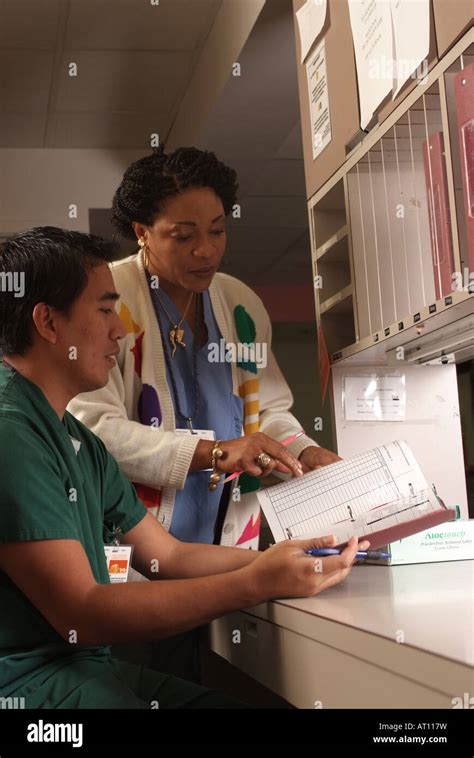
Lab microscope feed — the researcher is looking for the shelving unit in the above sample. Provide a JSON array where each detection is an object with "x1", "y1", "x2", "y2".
[
  {"x1": 315, "y1": 224, "x2": 348, "y2": 260},
  {"x1": 310, "y1": 175, "x2": 358, "y2": 358},
  {"x1": 292, "y1": 1, "x2": 473, "y2": 523},
  {"x1": 317, "y1": 244, "x2": 352, "y2": 303},
  {"x1": 320, "y1": 283, "x2": 353, "y2": 314},
  {"x1": 308, "y1": 29, "x2": 474, "y2": 365},
  {"x1": 319, "y1": 289, "x2": 355, "y2": 357}
]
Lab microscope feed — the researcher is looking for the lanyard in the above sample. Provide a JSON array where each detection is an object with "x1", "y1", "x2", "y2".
[
  {"x1": 104, "y1": 523, "x2": 123, "y2": 546},
  {"x1": 149, "y1": 279, "x2": 202, "y2": 432}
]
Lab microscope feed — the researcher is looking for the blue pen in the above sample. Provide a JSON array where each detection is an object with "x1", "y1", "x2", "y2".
[{"x1": 305, "y1": 547, "x2": 391, "y2": 560}]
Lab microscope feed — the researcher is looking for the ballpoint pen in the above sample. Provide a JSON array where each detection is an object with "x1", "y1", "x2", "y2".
[
  {"x1": 305, "y1": 547, "x2": 391, "y2": 560},
  {"x1": 223, "y1": 431, "x2": 305, "y2": 484}
]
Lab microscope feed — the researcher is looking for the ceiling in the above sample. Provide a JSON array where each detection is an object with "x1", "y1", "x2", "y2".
[
  {"x1": 0, "y1": 0, "x2": 223, "y2": 147},
  {"x1": 0, "y1": 0, "x2": 313, "y2": 295},
  {"x1": 198, "y1": 0, "x2": 311, "y2": 287}
]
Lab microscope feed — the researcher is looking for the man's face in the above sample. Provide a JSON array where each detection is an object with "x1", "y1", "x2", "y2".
[{"x1": 55, "y1": 263, "x2": 125, "y2": 394}]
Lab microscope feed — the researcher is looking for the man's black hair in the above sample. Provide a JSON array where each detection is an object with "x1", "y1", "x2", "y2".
[
  {"x1": 111, "y1": 145, "x2": 238, "y2": 239},
  {"x1": 0, "y1": 226, "x2": 118, "y2": 355}
]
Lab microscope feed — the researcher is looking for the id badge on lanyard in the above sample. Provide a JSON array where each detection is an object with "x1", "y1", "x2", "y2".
[
  {"x1": 103, "y1": 525, "x2": 134, "y2": 583},
  {"x1": 104, "y1": 544, "x2": 134, "y2": 583},
  {"x1": 175, "y1": 429, "x2": 216, "y2": 471},
  {"x1": 174, "y1": 429, "x2": 216, "y2": 441}
]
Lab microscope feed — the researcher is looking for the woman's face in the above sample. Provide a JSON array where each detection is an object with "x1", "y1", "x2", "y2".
[{"x1": 136, "y1": 186, "x2": 227, "y2": 292}]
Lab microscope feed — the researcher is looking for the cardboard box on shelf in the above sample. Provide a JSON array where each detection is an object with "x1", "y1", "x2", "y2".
[
  {"x1": 293, "y1": 0, "x2": 360, "y2": 199},
  {"x1": 433, "y1": 0, "x2": 473, "y2": 58}
]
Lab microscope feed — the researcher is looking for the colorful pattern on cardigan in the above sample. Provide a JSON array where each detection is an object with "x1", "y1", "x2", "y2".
[
  {"x1": 119, "y1": 297, "x2": 263, "y2": 524},
  {"x1": 234, "y1": 306, "x2": 261, "y2": 496},
  {"x1": 119, "y1": 304, "x2": 162, "y2": 510}
]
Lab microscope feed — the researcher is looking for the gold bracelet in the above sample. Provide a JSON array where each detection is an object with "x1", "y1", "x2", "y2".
[{"x1": 208, "y1": 439, "x2": 223, "y2": 491}]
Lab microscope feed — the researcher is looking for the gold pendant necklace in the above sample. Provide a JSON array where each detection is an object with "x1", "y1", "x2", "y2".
[
  {"x1": 171, "y1": 326, "x2": 185, "y2": 354},
  {"x1": 153, "y1": 291, "x2": 194, "y2": 357}
]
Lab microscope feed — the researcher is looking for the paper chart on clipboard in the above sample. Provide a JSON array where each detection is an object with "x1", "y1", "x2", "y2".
[{"x1": 257, "y1": 440, "x2": 455, "y2": 549}]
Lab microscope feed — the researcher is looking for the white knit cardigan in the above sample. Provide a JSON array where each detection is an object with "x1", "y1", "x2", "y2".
[{"x1": 68, "y1": 249, "x2": 316, "y2": 550}]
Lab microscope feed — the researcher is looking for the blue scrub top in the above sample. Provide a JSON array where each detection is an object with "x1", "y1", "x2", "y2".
[{"x1": 148, "y1": 283, "x2": 244, "y2": 543}]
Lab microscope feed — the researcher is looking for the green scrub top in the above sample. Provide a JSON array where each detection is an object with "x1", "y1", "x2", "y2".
[{"x1": 0, "y1": 361, "x2": 147, "y2": 699}]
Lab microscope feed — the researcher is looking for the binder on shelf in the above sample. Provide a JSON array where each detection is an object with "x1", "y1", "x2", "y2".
[
  {"x1": 422, "y1": 132, "x2": 456, "y2": 299},
  {"x1": 454, "y1": 62, "x2": 474, "y2": 270}
]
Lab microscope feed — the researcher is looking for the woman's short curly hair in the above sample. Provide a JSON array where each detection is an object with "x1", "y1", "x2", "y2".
[{"x1": 111, "y1": 145, "x2": 238, "y2": 240}]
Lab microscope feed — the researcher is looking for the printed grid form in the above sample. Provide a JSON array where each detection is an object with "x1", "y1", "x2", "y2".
[
  {"x1": 267, "y1": 449, "x2": 405, "y2": 537},
  {"x1": 325, "y1": 490, "x2": 438, "y2": 544}
]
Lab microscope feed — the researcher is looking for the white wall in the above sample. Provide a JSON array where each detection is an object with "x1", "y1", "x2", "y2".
[
  {"x1": 0, "y1": 149, "x2": 144, "y2": 235},
  {"x1": 332, "y1": 363, "x2": 469, "y2": 518}
]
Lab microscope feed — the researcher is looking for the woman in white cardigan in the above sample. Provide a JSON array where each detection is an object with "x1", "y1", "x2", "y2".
[
  {"x1": 69, "y1": 146, "x2": 340, "y2": 680},
  {"x1": 70, "y1": 146, "x2": 339, "y2": 548}
]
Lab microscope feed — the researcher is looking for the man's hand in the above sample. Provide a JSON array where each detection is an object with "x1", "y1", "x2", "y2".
[
  {"x1": 299, "y1": 445, "x2": 341, "y2": 473},
  {"x1": 244, "y1": 535, "x2": 369, "y2": 601},
  {"x1": 0, "y1": 530, "x2": 368, "y2": 647}
]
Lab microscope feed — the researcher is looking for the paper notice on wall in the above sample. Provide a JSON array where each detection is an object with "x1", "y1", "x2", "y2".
[
  {"x1": 343, "y1": 374, "x2": 406, "y2": 421},
  {"x1": 296, "y1": 0, "x2": 327, "y2": 63},
  {"x1": 306, "y1": 40, "x2": 332, "y2": 160},
  {"x1": 348, "y1": 0, "x2": 393, "y2": 129},
  {"x1": 390, "y1": 0, "x2": 430, "y2": 97}
]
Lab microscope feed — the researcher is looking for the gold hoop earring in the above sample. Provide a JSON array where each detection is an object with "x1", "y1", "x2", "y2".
[{"x1": 138, "y1": 238, "x2": 149, "y2": 270}]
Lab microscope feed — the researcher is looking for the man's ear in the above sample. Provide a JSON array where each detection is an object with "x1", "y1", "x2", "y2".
[{"x1": 31, "y1": 302, "x2": 59, "y2": 345}]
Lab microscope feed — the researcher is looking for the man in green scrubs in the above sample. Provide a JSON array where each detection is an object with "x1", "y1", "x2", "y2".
[{"x1": 0, "y1": 227, "x2": 362, "y2": 708}]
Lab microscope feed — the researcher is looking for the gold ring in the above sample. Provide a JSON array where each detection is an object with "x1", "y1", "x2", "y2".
[{"x1": 256, "y1": 452, "x2": 272, "y2": 468}]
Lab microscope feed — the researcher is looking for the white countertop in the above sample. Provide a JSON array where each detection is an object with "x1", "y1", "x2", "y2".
[{"x1": 259, "y1": 561, "x2": 474, "y2": 668}]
